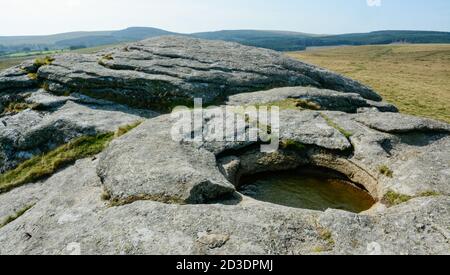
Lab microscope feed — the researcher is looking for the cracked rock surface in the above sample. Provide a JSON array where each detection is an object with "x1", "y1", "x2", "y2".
[{"x1": 0, "y1": 36, "x2": 449, "y2": 255}]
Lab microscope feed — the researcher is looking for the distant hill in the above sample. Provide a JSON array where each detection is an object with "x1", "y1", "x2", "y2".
[
  {"x1": 1, "y1": 28, "x2": 450, "y2": 55},
  {"x1": 192, "y1": 30, "x2": 450, "y2": 51},
  {"x1": 191, "y1": 30, "x2": 320, "y2": 51},
  {"x1": 0, "y1": 27, "x2": 176, "y2": 54},
  {"x1": 308, "y1": 30, "x2": 450, "y2": 46},
  {"x1": 54, "y1": 27, "x2": 176, "y2": 48}
]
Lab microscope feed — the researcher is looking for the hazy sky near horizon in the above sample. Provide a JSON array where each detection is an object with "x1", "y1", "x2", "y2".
[{"x1": 1, "y1": 0, "x2": 449, "y2": 36}]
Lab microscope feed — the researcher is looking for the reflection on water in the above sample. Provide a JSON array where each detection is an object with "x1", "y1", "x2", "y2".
[{"x1": 239, "y1": 169, "x2": 375, "y2": 213}]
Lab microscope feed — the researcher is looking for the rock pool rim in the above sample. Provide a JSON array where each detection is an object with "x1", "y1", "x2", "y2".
[{"x1": 238, "y1": 166, "x2": 377, "y2": 213}]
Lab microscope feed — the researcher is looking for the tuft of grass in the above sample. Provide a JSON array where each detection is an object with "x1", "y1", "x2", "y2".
[
  {"x1": 419, "y1": 191, "x2": 441, "y2": 197},
  {"x1": 2, "y1": 102, "x2": 37, "y2": 115},
  {"x1": 115, "y1": 121, "x2": 143, "y2": 138},
  {"x1": 280, "y1": 139, "x2": 306, "y2": 151},
  {"x1": 40, "y1": 81, "x2": 50, "y2": 91},
  {"x1": 34, "y1": 56, "x2": 54, "y2": 67},
  {"x1": 295, "y1": 99, "x2": 322, "y2": 110},
  {"x1": 98, "y1": 54, "x2": 114, "y2": 66},
  {"x1": 382, "y1": 191, "x2": 413, "y2": 206},
  {"x1": 0, "y1": 133, "x2": 115, "y2": 194},
  {"x1": 108, "y1": 194, "x2": 185, "y2": 207},
  {"x1": 250, "y1": 98, "x2": 321, "y2": 111},
  {"x1": 319, "y1": 229, "x2": 335, "y2": 246},
  {"x1": 311, "y1": 246, "x2": 328, "y2": 253},
  {"x1": 320, "y1": 113, "x2": 353, "y2": 138},
  {"x1": 101, "y1": 189, "x2": 112, "y2": 201},
  {"x1": 383, "y1": 190, "x2": 442, "y2": 207},
  {"x1": 103, "y1": 54, "x2": 114, "y2": 60},
  {"x1": 98, "y1": 53, "x2": 114, "y2": 65},
  {"x1": 0, "y1": 204, "x2": 35, "y2": 228},
  {"x1": 312, "y1": 225, "x2": 335, "y2": 253},
  {"x1": 27, "y1": 73, "x2": 38, "y2": 80},
  {"x1": 378, "y1": 165, "x2": 394, "y2": 178}
]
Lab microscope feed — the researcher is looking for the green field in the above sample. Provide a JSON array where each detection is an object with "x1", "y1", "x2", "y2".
[
  {"x1": 1, "y1": 50, "x2": 63, "y2": 58},
  {"x1": 0, "y1": 44, "x2": 119, "y2": 71},
  {"x1": 288, "y1": 44, "x2": 450, "y2": 123}
]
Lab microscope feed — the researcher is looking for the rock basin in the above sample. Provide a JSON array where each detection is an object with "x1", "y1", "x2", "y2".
[{"x1": 239, "y1": 167, "x2": 376, "y2": 213}]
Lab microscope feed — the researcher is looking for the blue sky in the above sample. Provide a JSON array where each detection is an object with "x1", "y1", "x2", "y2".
[{"x1": 1, "y1": 0, "x2": 449, "y2": 36}]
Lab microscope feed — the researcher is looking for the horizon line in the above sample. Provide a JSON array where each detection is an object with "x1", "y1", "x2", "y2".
[{"x1": 1, "y1": 26, "x2": 450, "y2": 38}]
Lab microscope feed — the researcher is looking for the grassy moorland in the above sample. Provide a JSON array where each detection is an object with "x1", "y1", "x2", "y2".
[{"x1": 288, "y1": 44, "x2": 450, "y2": 123}]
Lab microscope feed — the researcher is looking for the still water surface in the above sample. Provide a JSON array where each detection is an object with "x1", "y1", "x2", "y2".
[{"x1": 239, "y1": 169, "x2": 375, "y2": 213}]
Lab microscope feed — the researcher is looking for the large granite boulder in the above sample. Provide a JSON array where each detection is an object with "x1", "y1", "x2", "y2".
[
  {"x1": 0, "y1": 36, "x2": 381, "y2": 111},
  {"x1": 0, "y1": 37, "x2": 448, "y2": 255}
]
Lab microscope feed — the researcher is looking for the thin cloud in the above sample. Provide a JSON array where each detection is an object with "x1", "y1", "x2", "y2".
[{"x1": 367, "y1": 0, "x2": 382, "y2": 7}]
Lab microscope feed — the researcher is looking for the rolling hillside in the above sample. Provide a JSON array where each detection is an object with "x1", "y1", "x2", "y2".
[{"x1": 1, "y1": 28, "x2": 450, "y2": 54}]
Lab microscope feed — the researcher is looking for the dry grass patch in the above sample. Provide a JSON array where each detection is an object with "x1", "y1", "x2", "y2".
[
  {"x1": 250, "y1": 98, "x2": 321, "y2": 111},
  {"x1": 382, "y1": 190, "x2": 440, "y2": 207},
  {"x1": 0, "y1": 204, "x2": 35, "y2": 228},
  {"x1": 34, "y1": 56, "x2": 54, "y2": 67},
  {"x1": 288, "y1": 44, "x2": 450, "y2": 123},
  {"x1": 1, "y1": 102, "x2": 37, "y2": 115},
  {"x1": 0, "y1": 121, "x2": 143, "y2": 194},
  {"x1": 0, "y1": 133, "x2": 115, "y2": 194},
  {"x1": 115, "y1": 121, "x2": 143, "y2": 137},
  {"x1": 320, "y1": 113, "x2": 353, "y2": 138}
]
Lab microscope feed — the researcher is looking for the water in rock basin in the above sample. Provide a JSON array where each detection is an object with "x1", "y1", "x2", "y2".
[{"x1": 239, "y1": 168, "x2": 375, "y2": 213}]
